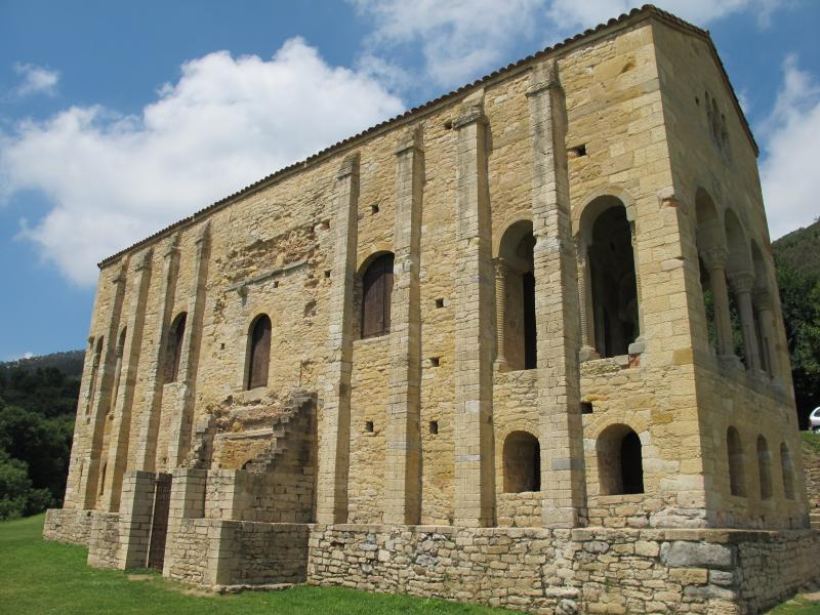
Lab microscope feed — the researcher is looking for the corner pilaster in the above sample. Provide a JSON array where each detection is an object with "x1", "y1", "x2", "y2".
[
  {"x1": 384, "y1": 126, "x2": 424, "y2": 525},
  {"x1": 316, "y1": 153, "x2": 360, "y2": 524},
  {"x1": 134, "y1": 234, "x2": 181, "y2": 471},
  {"x1": 453, "y1": 91, "x2": 496, "y2": 528},
  {"x1": 527, "y1": 61, "x2": 587, "y2": 528}
]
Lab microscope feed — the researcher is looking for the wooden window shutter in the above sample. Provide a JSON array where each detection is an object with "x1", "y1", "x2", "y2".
[
  {"x1": 361, "y1": 253, "x2": 393, "y2": 339},
  {"x1": 248, "y1": 315, "x2": 271, "y2": 389}
]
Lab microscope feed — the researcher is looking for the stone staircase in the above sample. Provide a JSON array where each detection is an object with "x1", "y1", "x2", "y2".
[
  {"x1": 242, "y1": 390, "x2": 315, "y2": 474},
  {"x1": 184, "y1": 389, "x2": 315, "y2": 472}
]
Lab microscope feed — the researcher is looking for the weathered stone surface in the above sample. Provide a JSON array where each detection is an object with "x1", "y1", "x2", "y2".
[{"x1": 660, "y1": 541, "x2": 734, "y2": 568}]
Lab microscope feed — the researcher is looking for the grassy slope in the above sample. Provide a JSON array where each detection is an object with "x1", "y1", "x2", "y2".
[{"x1": 1, "y1": 515, "x2": 510, "y2": 615}]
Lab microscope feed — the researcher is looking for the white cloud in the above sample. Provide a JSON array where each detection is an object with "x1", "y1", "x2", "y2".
[
  {"x1": 760, "y1": 55, "x2": 820, "y2": 239},
  {"x1": 11, "y1": 62, "x2": 60, "y2": 97},
  {"x1": 351, "y1": 0, "x2": 789, "y2": 91},
  {"x1": 547, "y1": 0, "x2": 786, "y2": 31},
  {"x1": 0, "y1": 39, "x2": 404, "y2": 286},
  {"x1": 351, "y1": 0, "x2": 544, "y2": 88}
]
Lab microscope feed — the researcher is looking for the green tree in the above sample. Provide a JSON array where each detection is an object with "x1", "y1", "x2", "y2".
[
  {"x1": 777, "y1": 262, "x2": 820, "y2": 428},
  {"x1": 0, "y1": 400, "x2": 73, "y2": 505},
  {"x1": 0, "y1": 449, "x2": 52, "y2": 520}
]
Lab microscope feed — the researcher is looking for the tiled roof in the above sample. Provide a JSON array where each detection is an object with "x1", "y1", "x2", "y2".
[{"x1": 99, "y1": 4, "x2": 756, "y2": 268}]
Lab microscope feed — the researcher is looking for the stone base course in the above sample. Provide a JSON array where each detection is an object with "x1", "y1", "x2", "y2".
[
  {"x1": 45, "y1": 508, "x2": 819, "y2": 614},
  {"x1": 43, "y1": 508, "x2": 94, "y2": 545}
]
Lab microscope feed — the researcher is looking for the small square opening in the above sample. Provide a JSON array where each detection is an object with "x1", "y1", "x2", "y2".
[
  {"x1": 365, "y1": 420, "x2": 374, "y2": 433},
  {"x1": 429, "y1": 357, "x2": 440, "y2": 367},
  {"x1": 429, "y1": 420, "x2": 439, "y2": 435},
  {"x1": 324, "y1": 270, "x2": 331, "y2": 279},
  {"x1": 435, "y1": 298, "x2": 445, "y2": 308},
  {"x1": 580, "y1": 401, "x2": 593, "y2": 415},
  {"x1": 568, "y1": 144, "x2": 587, "y2": 158},
  {"x1": 371, "y1": 203, "x2": 380, "y2": 214}
]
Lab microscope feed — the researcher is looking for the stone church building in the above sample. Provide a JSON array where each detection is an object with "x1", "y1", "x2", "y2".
[{"x1": 45, "y1": 5, "x2": 818, "y2": 613}]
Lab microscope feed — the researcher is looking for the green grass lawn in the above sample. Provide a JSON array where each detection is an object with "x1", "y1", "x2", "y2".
[{"x1": 0, "y1": 514, "x2": 511, "y2": 614}]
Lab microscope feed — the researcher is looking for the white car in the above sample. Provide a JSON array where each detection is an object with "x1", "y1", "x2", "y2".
[{"x1": 810, "y1": 406, "x2": 820, "y2": 432}]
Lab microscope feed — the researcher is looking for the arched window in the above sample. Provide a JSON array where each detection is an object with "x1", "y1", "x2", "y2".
[
  {"x1": 361, "y1": 253, "x2": 394, "y2": 339},
  {"x1": 109, "y1": 327, "x2": 127, "y2": 415},
  {"x1": 580, "y1": 198, "x2": 639, "y2": 358},
  {"x1": 496, "y1": 221, "x2": 536, "y2": 370},
  {"x1": 780, "y1": 443, "x2": 795, "y2": 500},
  {"x1": 503, "y1": 431, "x2": 541, "y2": 493},
  {"x1": 246, "y1": 314, "x2": 272, "y2": 390},
  {"x1": 597, "y1": 424, "x2": 644, "y2": 495},
  {"x1": 751, "y1": 242, "x2": 775, "y2": 376},
  {"x1": 86, "y1": 336, "x2": 104, "y2": 415},
  {"x1": 695, "y1": 190, "x2": 722, "y2": 354},
  {"x1": 757, "y1": 435, "x2": 772, "y2": 500},
  {"x1": 98, "y1": 462, "x2": 107, "y2": 496},
  {"x1": 164, "y1": 313, "x2": 187, "y2": 383},
  {"x1": 727, "y1": 427, "x2": 746, "y2": 497}
]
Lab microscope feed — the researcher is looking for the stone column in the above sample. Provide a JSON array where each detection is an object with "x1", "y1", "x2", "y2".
[
  {"x1": 453, "y1": 90, "x2": 496, "y2": 528},
  {"x1": 81, "y1": 262, "x2": 128, "y2": 509},
  {"x1": 493, "y1": 258, "x2": 509, "y2": 370},
  {"x1": 134, "y1": 234, "x2": 181, "y2": 472},
  {"x1": 316, "y1": 153, "x2": 360, "y2": 524},
  {"x1": 575, "y1": 239, "x2": 597, "y2": 361},
  {"x1": 384, "y1": 127, "x2": 424, "y2": 525},
  {"x1": 729, "y1": 271, "x2": 762, "y2": 371},
  {"x1": 527, "y1": 61, "x2": 587, "y2": 528},
  {"x1": 701, "y1": 247, "x2": 735, "y2": 359},
  {"x1": 753, "y1": 288, "x2": 781, "y2": 380},
  {"x1": 167, "y1": 224, "x2": 211, "y2": 468},
  {"x1": 627, "y1": 218, "x2": 646, "y2": 355},
  {"x1": 101, "y1": 249, "x2": 154, "y2": 512},
  {"x1": 118, "y1": 470, "x2": 157, "y2": 569}
]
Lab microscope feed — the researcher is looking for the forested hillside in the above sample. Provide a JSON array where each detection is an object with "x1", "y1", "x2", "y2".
[
  {"x1": 773, "y1": 219, "x2": 820, "y2": 429},
  {"x1": 0, "y1": 352, "x2": 82, "y2": 519}
]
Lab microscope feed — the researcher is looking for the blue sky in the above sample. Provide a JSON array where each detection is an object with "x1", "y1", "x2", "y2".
[{"x1": 1, "y1": 0, "x2": 819, "y2": 360}]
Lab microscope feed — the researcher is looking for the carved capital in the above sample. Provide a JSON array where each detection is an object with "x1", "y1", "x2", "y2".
[
  {"x1": 656, "y1": 186, "x2": 679, "y2": 208},
  {"x1": 394, "y1": 124, "x2": 424, "y2": 156},
  {"x1": 453, "y1": 90, "x2": 487, "y2": 129},
  {"x1": 728, "y1": 271, "x2": 755, "y2": 294},
  {"x1": 163, "y1": 233, "x2": 181, "y2": 259},
  {"x1": 195, "y1": 221, "x2": 211, "y2": 246},
  {"x1": 700, "y1": 246, "x2": 727, "y2": 271},
  {"x1": 493, "y1": 257, "x2": 508, "y2": 280},
  {"x1": 134, "y1": 248, "x2": 153, "y2": 272},
  {"x1": 526, "y1": 60, "x2": 561, "y2": 98},
  {"x1": 337, "y1": 152, "x2": 360, "y2": 179}
]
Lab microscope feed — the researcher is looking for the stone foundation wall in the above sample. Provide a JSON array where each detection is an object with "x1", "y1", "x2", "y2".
[
  {"x1": 307, "y1": 524, "x2": 820, "y2": 614},
  {"x1": 43, "y1": 508, "x2": 93, "y2": 545},
  {"x1": 87, "y1": 512, "x2": 120, "y2": 568},
  {"x1": 164, "y1": 518, "x2": 212, "y2": 585},
  {"x1": 218, "y1": 521, "x2": 309, "y2": 586},
  {"x1": 164, "y1": 518, "x2": 309, "y2": 588},
  {"x1": 735, "y1": 530, "x2": 820, "y2": 613}
]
